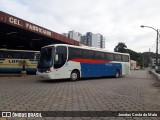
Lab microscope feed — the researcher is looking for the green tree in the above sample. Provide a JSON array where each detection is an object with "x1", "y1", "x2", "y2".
[
  {"x1": 127, "y1": 49, "x2": 141, "y2": 61},
  {"x1": 114, "y1": 42, "x2": 155, "y2": 68},
  {"x1": 114, "y1": 42, "x2": 127, "y2": 53}
]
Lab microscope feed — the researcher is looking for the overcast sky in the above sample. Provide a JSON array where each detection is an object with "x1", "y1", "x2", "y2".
[{"x1": 1, "y1": 0, "x2": 160, "y2": 52}]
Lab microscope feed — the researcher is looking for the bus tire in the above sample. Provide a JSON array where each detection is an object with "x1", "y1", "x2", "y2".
[
  {"x1": 70, "y1": 70, "x2": 80, "y2": 81},
  {"x1": 115, "y1": 70, "x2": 120, "y2": 78}
]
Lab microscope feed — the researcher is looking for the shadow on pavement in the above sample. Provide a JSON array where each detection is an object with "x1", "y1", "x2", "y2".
[{"x1": 38, "y1": 76, "x2": 122, "y2": 83}]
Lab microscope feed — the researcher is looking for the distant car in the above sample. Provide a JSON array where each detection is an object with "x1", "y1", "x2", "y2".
[{"x1": 134, "y1": 67, "x2": 139, "y2": 70}]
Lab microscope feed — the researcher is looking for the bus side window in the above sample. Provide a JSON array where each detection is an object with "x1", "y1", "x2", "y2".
[
  {"x1": 122, "y1": 55, "x2": 129, "y2": 62},
  {"x1": 28, "y1": 53, "x2": 34, "y2": 59},
  {"x1": 0, "y1": 51, "x2": 3, "y2": 58},
  {"x1": 83, "y1": 50, "x2": 89, "y2": 58},
  {"x1": 114, "y1": 54, "x2": 122, "y2": 61},
  {"x1": 69, "y1": 47, "x2": 83, "y2": 59},
  {"x1": 54, "y1": 46, "x2": 67, "y2": 69},
  {"x1": 8, "y1": 55, "x2": 11, "y2": 58},
  {"x1": 0, "y1": 54, "x2": 3, "y2": 58},
  {"x1": 31, "y1": 53, "x2": 35, "y2": 59},
  {"x1": 83, "y1": 50, "x2": 95, "y2": 59},
  {"x1": 105, "y1": 53, "x2": 114, "y2": 61},
  {"x1": 2, "y1": 51, "x2": 8, "y2": 58},
  {"x1": 21, "y1": 52, "x2": 29, "y2": 59},
  {"x1": 95, "y1": 51, "x2": 104, "y2": 60},
  {"x1": 14, "y1": 52, "x2": 21, "y2": 59},
  {"x1": 7, "y1": 51, "x2": 14, "y2": 58}
]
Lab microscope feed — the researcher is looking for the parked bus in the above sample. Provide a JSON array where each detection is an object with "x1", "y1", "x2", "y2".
[
  {"x1": 0, "y1": 49, "x2": 39, "y2": 74},
  {"x1": 36, "y1": 44, "x2": 130, "y2": 80}
]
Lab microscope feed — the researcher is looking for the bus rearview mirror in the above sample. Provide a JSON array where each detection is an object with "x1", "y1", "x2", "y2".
[{"x1": 55, "y1": 54, "x2": 58, "y2": 61}]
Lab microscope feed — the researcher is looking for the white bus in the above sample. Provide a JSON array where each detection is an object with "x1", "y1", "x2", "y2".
[{"x1": 36, "y1": 44, "x2": 130, "y2": 80}]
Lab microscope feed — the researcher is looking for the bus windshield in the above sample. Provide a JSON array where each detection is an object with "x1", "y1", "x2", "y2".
[{"x1": 38, "y1": 47, "x2": 54, "y2": 68}]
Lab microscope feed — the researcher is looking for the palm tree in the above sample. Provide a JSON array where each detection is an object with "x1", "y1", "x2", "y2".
[{"x1": 18, "y1": 59, "x2": 29, "y2": 74}]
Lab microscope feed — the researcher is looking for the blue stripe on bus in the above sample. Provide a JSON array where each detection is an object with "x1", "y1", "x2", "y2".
[
  {"x1": 0, "y1": 58, "x2": 5, "y2": 60},
  {"x1": 80, "y1": 62, "x2": 122, "y2": 78},
  {"x1": 0, "y1": 68, "x2": 36, "y2": 74}
]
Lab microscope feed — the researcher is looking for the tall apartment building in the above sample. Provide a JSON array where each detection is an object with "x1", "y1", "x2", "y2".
[
  {"x1": 62, "y1": 31, "x2": 82, "y2": 42},
  {"x1": 81, "y1": 32, "x2": 93, "y2": 46},
  {"x1": 61, "y1": 33, "x2": 69, "y2": 37},
  {"x1": 68, "y1": 31, "x2": 82, "y2": 42},
  {"x1": 62, "y1": 31, "x2": 106, "y2": 49},
  {"x1": 81, "y1": 32, "x2": 105, "y2": 49},
  {"x1": 92, "y1": 33, "x2": 105, "y2": 48}
]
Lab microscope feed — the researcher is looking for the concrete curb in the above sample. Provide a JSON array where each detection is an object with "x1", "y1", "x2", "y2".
[
  {"x1": 0, "y1": 74, "x2": 21, "y2": 77},
  {"x1": 0, "y1": 118, "x2": 8, "y2": 120},
  {"x1": 148, "y1": 69, "x2": 160, "y2": 80}
]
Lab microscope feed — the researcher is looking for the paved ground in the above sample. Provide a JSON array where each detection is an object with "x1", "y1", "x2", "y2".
[{"x1": 0, "y1": 70, "x2": 160, "y2": 120}]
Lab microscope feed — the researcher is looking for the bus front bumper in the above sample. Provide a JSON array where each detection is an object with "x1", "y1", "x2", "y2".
[{"x1": 36, "y1": 71, "x2": 55, "y2": 79}]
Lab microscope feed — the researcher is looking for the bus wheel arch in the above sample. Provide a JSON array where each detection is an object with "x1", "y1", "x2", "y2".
[
  {"x1": 70, "y1": 69, "x2": 80, "y2": 81},
  {"x1": 115, "y1": 69, "x2": 120, "y2": 78}
]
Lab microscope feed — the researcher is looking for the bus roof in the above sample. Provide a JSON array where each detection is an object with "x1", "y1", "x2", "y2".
[{"x1": 42, "y1": 44, "x2": 130, "y2": 56}]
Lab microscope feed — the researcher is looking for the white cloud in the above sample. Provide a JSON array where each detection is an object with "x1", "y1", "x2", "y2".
[{"x1": 1, "y1": 0, "x2": 160, "y2": 52}]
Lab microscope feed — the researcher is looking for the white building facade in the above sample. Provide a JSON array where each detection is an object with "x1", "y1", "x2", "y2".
[
  {"x1": 68, "y1": 31, "x2": 82, "y2": 42},
  {"x1": 130, "y1": 60, "x2": 137, "y2": 70},
  {"x1": 92, "y1": 33, "x2": 105, "y2": 49},
  {"x1": 62, "y1": 31, "x2": 106, "y2": 49},
  {"x1": 81, "y1": 32, "x2": 105, "y2": 49}
]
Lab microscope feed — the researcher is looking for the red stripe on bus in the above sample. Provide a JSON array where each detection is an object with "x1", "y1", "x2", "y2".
[{"x1": 70, "y1": 58, "x2": 111, "y2": 64}]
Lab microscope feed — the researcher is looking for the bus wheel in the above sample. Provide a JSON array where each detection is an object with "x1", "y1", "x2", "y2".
[
  {"x1": 115, "y1": 70, "x2": 120, "y2": 78},
  {"x1": 70, "y1": 71, "x2": 79, "y2": 81}
]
